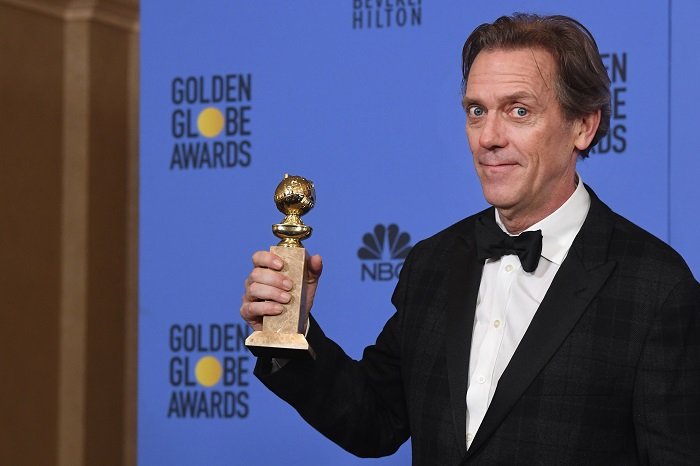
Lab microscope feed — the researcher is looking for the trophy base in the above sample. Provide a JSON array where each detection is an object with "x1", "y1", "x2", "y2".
[{"x1": 245, "y1": 331, "x2": 316, "y2": 360}]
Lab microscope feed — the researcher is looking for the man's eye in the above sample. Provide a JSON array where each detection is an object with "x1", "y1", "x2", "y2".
[
  {"x1": 469, "y1": 106, "x2": 484, "y2": 117},
  {"x1": 512, "y1": 107, "x2": 528, "y2": 117}
]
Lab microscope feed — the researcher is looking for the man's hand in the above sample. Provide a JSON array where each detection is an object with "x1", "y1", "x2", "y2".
[{"x1": 240, "y1": 251, "x2": 323, "y2": 331}]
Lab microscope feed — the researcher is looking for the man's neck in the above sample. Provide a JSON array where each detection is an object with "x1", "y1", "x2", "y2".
[
  {"x1": 496, "y1": 211, "x2": 546, "y2": 235},
  {"x1": 497, "y1": 177, "x2": 579, "y2": 234}
]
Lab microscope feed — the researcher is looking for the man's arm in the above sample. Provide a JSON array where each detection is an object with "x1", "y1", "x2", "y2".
[
  {"x1": 254, "y1": 311, "x2": 411, "y2": 458},
  {"x1": 240, "y1": 249, "x2": 412, "y2": 457},
  {"x1": 633, "y1": 275, "x2": 700, "y2": 464}
]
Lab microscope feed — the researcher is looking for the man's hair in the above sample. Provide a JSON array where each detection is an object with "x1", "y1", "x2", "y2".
[{"x1": 462, "y1": 13, "x2": 611, "y2": 158}]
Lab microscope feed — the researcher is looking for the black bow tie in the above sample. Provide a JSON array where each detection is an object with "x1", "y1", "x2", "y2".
[{"x1": 475, "y1": 214, "x2": 543, "y2": 273}]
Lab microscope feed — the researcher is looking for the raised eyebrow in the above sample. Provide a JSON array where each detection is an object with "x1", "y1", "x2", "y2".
[
  {"x1": 503, "y1": 92, "x2": 537, "y2": 104},
  {"x1": 463, "y1": 92, "x2": 536, "y2": 109},
  {"x1": 462, "y1": 95, "x2": 481, "y2": 109}
]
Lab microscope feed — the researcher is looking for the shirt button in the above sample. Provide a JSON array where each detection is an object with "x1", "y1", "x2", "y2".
[
  {"x1": 467, "y1": 432, "x2": 473, "y2": 442},
  {"x1": 505, "y1": 264, "x2": 514, "y2": 272},
  {"x1": 493, "y1": 319, "x2": 501, "y2": 328},
  {"x1": 477, "y1": 375, "x2": 486, "y2": 384}
]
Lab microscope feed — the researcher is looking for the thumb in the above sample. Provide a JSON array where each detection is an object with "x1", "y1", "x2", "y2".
[{"x1": 306, "y1": 253, "x2": 323, "y2": 283}]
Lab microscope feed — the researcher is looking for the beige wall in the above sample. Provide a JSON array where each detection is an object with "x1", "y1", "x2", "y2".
[{"x1": 0, "y1": 1, "x2": 138, "y2": 465}]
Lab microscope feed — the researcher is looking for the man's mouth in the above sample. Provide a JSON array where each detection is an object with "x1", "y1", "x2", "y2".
[{"x1": 480, "y1": 161, "x2": 519, "y2": 173}]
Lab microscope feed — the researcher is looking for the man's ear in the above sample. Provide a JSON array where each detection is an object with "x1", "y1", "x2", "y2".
[{"x1": 573, "y1": 109, "x2": 601, "y2": 151}]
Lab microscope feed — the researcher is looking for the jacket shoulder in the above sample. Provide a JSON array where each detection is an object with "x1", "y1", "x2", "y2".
[
  {"x1": 408, "y1": 208, "x2": 490, "y2": 256},
  {"x1": 581, "y1": 189, "x2": 696, "y2": 293},
  {"x1": 605, "y1": 207, "x2": 694, "y2": 283}
]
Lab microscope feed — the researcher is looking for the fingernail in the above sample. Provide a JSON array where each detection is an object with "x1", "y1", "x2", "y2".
[
  {"x1": 274, "y1": 304, "x2": 284, "y2": 313},
  {"x1": 280, "y1": 292, "x2": 291, "y2": 302},
  {"x1": 282, "y1": 279, "x2": 293, "y2": 290},
  {"x1": 273, "y1": 260, "x2": 283, "y2": 269}
]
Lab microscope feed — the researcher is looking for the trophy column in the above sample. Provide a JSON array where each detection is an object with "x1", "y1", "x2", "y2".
[{"x1": 245, "y1": 174, "x2": 316, "y2": 359}]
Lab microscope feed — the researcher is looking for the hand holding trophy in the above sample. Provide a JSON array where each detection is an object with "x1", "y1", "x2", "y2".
[{"x1": 244, "y1": 174, "x2": 316, "y2": 359}]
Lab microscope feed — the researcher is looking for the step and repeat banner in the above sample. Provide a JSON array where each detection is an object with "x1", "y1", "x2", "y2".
[{"x1": 139, "y1": 1, "x2": 699, "y2": 465}]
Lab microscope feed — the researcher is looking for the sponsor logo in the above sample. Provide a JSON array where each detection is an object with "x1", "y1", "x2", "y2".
[
  {"x1": 358, "y1": 224, "x2": 412, "y2": 281},
  {"x1": 169, "y1": 74, "x2": 253, "y2": 170},
  {"x1": 591, "y1": 52, "x2": 627, "y2": 154},
  {"x1": 167, "y1": 323, "x2": 252, "y2": 419},
  {"x1": 352, "y1": 0, "x2": 423, "y2": 30}
]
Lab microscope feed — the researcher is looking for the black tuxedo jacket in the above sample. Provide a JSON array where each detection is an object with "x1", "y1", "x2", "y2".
[{"x1": 256, "y1": 188, "x2": 700, "y2": 465}]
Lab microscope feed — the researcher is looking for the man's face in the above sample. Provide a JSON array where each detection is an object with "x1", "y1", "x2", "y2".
[{"x1": 464, "y1": 48, "x2": 589, "y2": 228}]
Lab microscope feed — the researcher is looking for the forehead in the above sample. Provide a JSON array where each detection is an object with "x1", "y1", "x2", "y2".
[{"x1": 465, "y1": 48, "x2": 557, "y2": 100}]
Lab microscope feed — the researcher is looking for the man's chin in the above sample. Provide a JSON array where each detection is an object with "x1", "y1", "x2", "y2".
[
  {"x1": 480, "y1": 175, "x2": 517, "y2": 196},
  {"x1": 481, "y1": 188, "x2": 519, "y2": 211}
]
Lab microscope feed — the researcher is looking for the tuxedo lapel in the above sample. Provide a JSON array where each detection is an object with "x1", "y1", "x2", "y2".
[
  {"x1": 446, "y1": 221, "x2": 484, "y2": 458},
  {"x1": 465, "y1": 191, "x2": 617, "y2": 459}
]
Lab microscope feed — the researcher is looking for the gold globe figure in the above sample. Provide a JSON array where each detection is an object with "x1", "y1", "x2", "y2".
[{"x1": 273, "y1": 174, "x2": 315, "y2": 247}]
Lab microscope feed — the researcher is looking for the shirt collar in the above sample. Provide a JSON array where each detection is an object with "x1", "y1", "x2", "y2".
[{"x1": 495, "y1": 174, "x2": 591, "y2": 265}]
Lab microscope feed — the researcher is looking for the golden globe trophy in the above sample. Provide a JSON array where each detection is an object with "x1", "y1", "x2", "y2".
[{"x1": 245, "y1": 174, "x2": 316, "y2": 359}]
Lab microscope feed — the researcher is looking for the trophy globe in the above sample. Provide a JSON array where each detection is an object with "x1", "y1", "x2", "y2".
[{"x1": 273, "y1": 174, "x2": 315, "y2": 247}]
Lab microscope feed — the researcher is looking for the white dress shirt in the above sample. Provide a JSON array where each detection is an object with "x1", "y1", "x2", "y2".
[{"x1": 465, "y1": 177, "x2": 591, "y2": 449}]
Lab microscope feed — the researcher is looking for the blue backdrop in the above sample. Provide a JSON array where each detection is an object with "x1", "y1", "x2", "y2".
[{"x1": 139, "y1": 2, "x2": 699, "y2": 464}]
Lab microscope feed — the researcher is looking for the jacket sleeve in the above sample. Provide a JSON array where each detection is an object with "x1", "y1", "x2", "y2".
[
  {"x1": 254, "y1": 312, "x2": 409, "y2": 457},
  {"x1": 633, "y1": 275, "x2": 700, "y2": 464},
  {"x1": 253, "y1": 247, "x2": 421, "y2": 458}
]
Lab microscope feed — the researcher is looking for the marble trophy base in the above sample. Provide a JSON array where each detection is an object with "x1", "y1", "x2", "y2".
[{"x1": 245, "y1": 245, "x2": 316, "y2": 360}]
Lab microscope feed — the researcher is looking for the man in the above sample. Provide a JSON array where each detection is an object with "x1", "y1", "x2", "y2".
[{"x1": 241, "y1": 14, "x2": 700, "y2": 465}]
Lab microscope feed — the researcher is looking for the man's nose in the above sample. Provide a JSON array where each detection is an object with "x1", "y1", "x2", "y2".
[{"x1": 478, "y1": 114, "x2": 507, "y2": 150}]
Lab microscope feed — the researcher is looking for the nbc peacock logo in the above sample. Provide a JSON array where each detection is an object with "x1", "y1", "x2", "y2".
[{"x1": 358, "y1": 224, "x2": 412, "y2": 281}]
